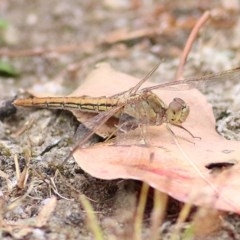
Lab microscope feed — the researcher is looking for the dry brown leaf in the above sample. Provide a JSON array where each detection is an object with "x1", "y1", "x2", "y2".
[
  {"x1": 35, "y1": 196, "x2": 56, "y2": 227},
  {"x1": 1, "y1": 197, "x2": 56, "y2": 239},
  {"x1": 102, "y1": 27, "x2": 161, "y2": 44},
  {"x1": 72, "y1": 63, "x2": 240, "y2": 213},
  {"x1": 192, "y1": 208, "x2": 222, "y2": 236},
  {"x1": 0, "y1": 169, "x2": 12, "y2": 191}
]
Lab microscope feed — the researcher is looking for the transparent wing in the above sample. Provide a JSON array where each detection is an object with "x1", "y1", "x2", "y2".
[
  {"x1": 130, "y1": 62, "x2": 161, "y2": 94},
  {"x1": 72, "y1": 104, "x2": 124, "y2": 150},
  {"x1": 113, "y1": 99, "x2": 153, "y2": 146},
  {"x1": 141, "y1": 67, "x2": 240, "y2": 91},
  {"x1": 110, "y1": 63, "x2": 161, "y2": 99}
]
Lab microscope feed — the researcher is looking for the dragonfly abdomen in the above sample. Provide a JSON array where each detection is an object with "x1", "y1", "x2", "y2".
[{"x1": 14, "y1": 96, "x2": 120, "y2": 113}]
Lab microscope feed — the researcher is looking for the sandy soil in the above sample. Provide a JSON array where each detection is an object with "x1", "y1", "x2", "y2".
[{"x1": 0, "y1": 0, "x2": 240, "y2": 239}]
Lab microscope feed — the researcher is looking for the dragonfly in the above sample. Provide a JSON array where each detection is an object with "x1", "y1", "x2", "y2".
[{"x1": 14, "y1": 64, "x2": 240, "y2": 151}]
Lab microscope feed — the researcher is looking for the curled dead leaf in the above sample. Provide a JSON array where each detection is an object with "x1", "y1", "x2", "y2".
[{"x1": 72, "y1": 63, "x2": 240, "y2": 213}]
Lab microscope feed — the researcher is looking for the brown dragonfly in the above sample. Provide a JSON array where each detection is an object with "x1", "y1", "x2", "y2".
[{"x1": 14, "y1": 64, "x2": 240, "y2": 149}]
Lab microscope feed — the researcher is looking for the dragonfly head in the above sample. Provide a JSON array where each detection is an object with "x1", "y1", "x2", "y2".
[{"x1": 166, "y1": 98, "x2": 190, "y2": 124}]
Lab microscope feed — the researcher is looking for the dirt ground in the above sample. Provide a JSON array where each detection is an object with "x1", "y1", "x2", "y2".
[{"x1": 1, "y1": 0, "x2": 240, "y2": 239}]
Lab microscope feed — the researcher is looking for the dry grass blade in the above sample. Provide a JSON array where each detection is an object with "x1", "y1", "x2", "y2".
[
  {"x1": 79, "y1": 194, "x2": 104, "y2": 240},
  {"x1": 134, "y1": 182, "x2": 149, "y2": 240},
  {"x1": 171, "y1": 203, "x2": 192, "y2": 240},
  {"x1": 150, "y1": 190, "x2": 168, "y2": 240},
  {"x1": 15, "y1": 149, "x2": 31, "y2": 189}
]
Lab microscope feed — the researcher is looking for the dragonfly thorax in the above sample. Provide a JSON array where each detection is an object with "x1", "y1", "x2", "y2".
[{"x1": 165, "y1": 98, "x2": 190, "y2": 125}]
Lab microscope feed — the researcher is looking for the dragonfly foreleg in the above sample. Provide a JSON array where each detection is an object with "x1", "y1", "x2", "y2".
[
  {"x1": 171, "y1": 123, "x2": 201, "y2": 140},
  {"x1": 166, "y1": 124, "x2": 201, "y2": 145}
]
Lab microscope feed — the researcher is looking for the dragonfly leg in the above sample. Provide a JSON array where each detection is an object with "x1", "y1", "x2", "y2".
[
  {"x1": 104, "y1": 126, "x2": 119, "y2": 142},
  {"x1": 166, "y1": 124, "x2": 200, "y2": 145},
  {"x1": 171, "y1": 123, "x2": 201, "y2": 140},
  {"x1": 139, "y1": 124, "x2": 150, "y2": 146},
  {"x1": 107, "y1": 121, "x2": 151, "y2": 146},
  {"x1": 104, "y1": 121, "x2": 138, "y2": 144}
]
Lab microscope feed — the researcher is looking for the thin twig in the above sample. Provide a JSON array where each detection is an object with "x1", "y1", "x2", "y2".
[
  {"x1": 175, "y1": 11, "x2": 211, "y2": 80},
  {"x1": 0, "y1": 25, "x2": 162, "y2": 58},
  {"x1": 0, "y1": 42, "x2": 95, "y2": 58}
]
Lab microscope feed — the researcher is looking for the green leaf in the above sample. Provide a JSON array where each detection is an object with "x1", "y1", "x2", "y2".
[
  {"x1": 0, "y1": 61, "x2": 18, "y2": 77},
  {"x1": 181, "y1": 224, "x2": 195, "y2": 240},
  {"x1": 0, "y1": 19, "x2": 8, "y2": 29}
]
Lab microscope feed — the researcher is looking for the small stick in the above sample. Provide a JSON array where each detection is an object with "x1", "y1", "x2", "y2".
[
  {"x1": 0, "y1": 42, "x2": 94, "y2": 57},
  {"x1": 175, "y1": 11, "x2": 211, "y2": 81}
]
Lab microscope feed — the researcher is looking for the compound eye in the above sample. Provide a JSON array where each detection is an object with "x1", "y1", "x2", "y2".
[{"x1": 166, "y1": 98, "x2": 190, "y2": 124}]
